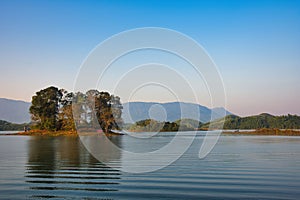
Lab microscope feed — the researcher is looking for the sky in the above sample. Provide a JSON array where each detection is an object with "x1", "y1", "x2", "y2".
[{"x1": 0, "y1": 0, "x2": 299, "y2": 116}]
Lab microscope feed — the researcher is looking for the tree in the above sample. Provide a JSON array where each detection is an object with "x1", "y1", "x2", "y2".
[
  {"x1": 72, "y1": 92, "x2": 87, "y2": 127},
  {"x1": 86, "y1": 90, "x2": 123, "y2": 133},
  {"x1": 58, "y1": 92, "x2": 76, "y2": 131},
  {"x1": 30, "y1": 86, "x2": 63, "y2": 131}
]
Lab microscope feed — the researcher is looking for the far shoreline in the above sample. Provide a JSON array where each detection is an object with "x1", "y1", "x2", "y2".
[
  {"x1": 1, "y1": 128, "x2": 300, "y2": 136},
  {"x1": 221, "y1": 128, "x2": 300, "y2": 136}
]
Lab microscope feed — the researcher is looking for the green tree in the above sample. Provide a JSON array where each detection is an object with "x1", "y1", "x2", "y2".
[
  {"x1": 29, "y1": 86, "x2": 63, "y2": 131},
  {"x1": 94, "y1": 91, "x2": 123, "y2": 133},
  {"x1": 72, "y1": 92, "x2": 87, "y2": 127},
  {"x1": 58, "y1": 91, "x2": 76, "y2": 131},
  {"x1": 84, "y1": 90, "x2": 123, "y2": 133}
]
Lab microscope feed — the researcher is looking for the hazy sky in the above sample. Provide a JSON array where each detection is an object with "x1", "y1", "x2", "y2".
[{"x1": 0, "y1": 0, "x2": 299, "y2": 116}]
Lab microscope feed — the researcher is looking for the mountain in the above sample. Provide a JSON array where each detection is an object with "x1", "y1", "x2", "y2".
[
  {"x1": 0, "y1": 120, "x2": 27, "y2": 131},
  {"x1": 121, "y1": 102, "x2": 232, "y2": 123},
  {"x1": 0, "y1": 98, "x2": 31, "y2": 123},
  {"x1": 202, "y1": 113, "x2": 300, "y2": 129}
]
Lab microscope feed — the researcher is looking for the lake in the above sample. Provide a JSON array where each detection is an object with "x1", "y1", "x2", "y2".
[{"x1": 0, "y1": 132, "x2": 300, "y2": 199}]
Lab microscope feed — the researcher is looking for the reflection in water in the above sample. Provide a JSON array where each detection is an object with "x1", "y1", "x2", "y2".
[
  {"x1": 0, "y1": 135, "x2": 299, "y2": 199},
  {"x1": 26, "y1": 136, "x2": 122, "y2": 199},
  {"x1": 80, "y1": 134, "x2": 125, "y2": 169}
]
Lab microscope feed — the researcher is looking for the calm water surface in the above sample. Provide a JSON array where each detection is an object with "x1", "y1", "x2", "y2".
[{"x1": 0, "y1": 132, "x2": 299, "y2": 199}]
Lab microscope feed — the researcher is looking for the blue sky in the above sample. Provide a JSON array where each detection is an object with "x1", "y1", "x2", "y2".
[{"x1": 0, "y1": 0, "x2": 299, "y2": 116}]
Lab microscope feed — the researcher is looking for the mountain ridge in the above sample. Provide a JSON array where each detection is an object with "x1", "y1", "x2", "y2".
[
  {"x1": 0, "y1": 98, "x2": 31, "y2": 123},
  {"x1": 122, "y1": 101, "x2": 232, "y2": 123}
]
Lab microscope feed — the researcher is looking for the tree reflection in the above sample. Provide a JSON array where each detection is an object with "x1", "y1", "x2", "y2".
[{"x1": 26, "y1": 136, "x2": 122, "y2": 198}]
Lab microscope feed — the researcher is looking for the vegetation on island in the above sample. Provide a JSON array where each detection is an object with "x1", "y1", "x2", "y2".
[
  {"x1": 127, "y1": 119, "x2": 178, "y2": 132},
  {"x1": 28, "y1": 86, "x2": 123, "y2": 135},
  {"x1": 127, "y1": 118, "x2": 202, "y2": 132},
  {"x1": 175, "y1": 119, "x2": 203, "y2": 130}
]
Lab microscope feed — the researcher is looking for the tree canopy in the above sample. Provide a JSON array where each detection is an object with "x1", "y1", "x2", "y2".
[
  {"x1": 29, "y1": 86, "x2": 123, "y2": 133},
  {"x1": 30, "y1": 86, "x2": 63, "y2": 131}
]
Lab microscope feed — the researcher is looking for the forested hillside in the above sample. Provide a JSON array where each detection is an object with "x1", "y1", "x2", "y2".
[{"x1": 202, "y1": 113, "x2": 300, "y2": 129}]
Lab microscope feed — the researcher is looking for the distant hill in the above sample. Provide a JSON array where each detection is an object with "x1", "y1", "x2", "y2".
[
  {"x1": 0, "y1": 98, "x2": 31, "y2": 123},
  {"x1": 175, "y1": 118, "x2": 203, "y2": 129},
  {"x1": 127, "y1": 118, "x2": 202, "y2": 132},
  {"x1": 0, "y1": 120, "x2": 27, "y2": 131},
  {"x1": 122, "y1": 102, "x2": 232, "y2": 123},
  {"x1": 202, "y1": 113, "x2": 300, "y2": 129}
]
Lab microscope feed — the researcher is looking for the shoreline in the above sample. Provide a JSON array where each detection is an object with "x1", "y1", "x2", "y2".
[
  {"x1": 221, "y1": 128, "x2": 300, "y2": 136},
  {"x1": 1, "y1": 129, "x2": 124, "y2": 137},
  {"x1": 7, "y1": 130, "x2": 77, "y2": 136},
  {"x1": 1, "y1": 128, "x2": 300, "y2": 136}
]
